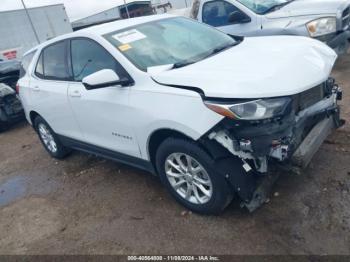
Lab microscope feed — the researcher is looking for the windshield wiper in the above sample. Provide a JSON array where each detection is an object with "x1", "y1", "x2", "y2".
[
  {"x1": 173, "y1": 60, "x2": 196, "y2": 69},
  {"x1": 172, "y1": 42, "x2": 237, "y2": 69},
  {"x1": 261, "y1": 0, "x2": 294, "y2": 15},
  {"x1": 203, "y1": 42, "x2": 237, "y2": 59}
]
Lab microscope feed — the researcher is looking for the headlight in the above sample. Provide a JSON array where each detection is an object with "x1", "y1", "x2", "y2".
[
  {"x1": 306, "y1": 17, "x2": 337, "y2": 37},
  {"x1": 205, "y1": 97, "x2": 291, "y2": 120}
]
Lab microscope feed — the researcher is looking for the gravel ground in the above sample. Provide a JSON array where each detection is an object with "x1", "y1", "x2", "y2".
[{"x1": 0, "y1": 53, "x2": 349, "y2": 255}]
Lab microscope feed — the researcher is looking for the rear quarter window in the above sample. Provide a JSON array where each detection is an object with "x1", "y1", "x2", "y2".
[
  {"x1": 35, "y1": 53, "x2": 44, "y2": 77},
  {"x1": 19, "y1": 51, "x2": 36, "y2": 78}
]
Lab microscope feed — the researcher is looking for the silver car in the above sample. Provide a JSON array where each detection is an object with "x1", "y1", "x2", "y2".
[{"x1": 189, "y1": 0, "x2": 350, "y2": 54}]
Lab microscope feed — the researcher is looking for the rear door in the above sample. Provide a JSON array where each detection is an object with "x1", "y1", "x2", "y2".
[{"x1": 29, "y1": 40, "x2": 82, "y2": 139}]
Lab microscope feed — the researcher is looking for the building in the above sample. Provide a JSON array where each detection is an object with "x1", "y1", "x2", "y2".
[
  {"x1": 151, "y1": 0, "x2": 193, "y2": 14},
  {"x1": 0, "y1": 4, "x2": 72, "y2": 60},
  {"x1": 71, "y1": 1, "x2": 154, "y2": 31}
]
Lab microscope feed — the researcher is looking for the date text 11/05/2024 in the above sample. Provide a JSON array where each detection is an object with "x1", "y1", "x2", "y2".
[{"x1": 127, "y1": 256, "x2": 220, "y2": 261}]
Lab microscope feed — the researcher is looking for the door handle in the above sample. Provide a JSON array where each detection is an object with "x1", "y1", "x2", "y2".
[
  {"x1": 70, "y1": 90, "x2": 81, "y2": 98},
  {"x1": 32, "y1": 86, "x2": 40, "y2": 92}
]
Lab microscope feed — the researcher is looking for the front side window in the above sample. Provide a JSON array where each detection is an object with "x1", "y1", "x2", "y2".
[
  {"x1": 71, "y1": 39, "x2": 117, "y2": 81},
  {"x1": 35, "y1": 41, "x2": 70, "y2": 80},
  {"x1": 104, "y1": 17, "x2": 237, "y2": 71},
  {"x1": 237, "y1": 0, "x2": 294, "y2": 14},
  {"x1": 203, "y1": 0, "x2": 240, "y2": 27}
]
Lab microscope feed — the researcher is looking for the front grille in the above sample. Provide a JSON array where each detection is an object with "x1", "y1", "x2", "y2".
[
  {"x1": 292, "y1": 84, "x2": 325, "y2": 112},
  {"x1": 342, "y1": 6, "x2": 350, "y2": 30}
]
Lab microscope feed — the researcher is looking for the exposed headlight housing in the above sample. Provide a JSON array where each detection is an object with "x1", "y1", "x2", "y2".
[
  {"x1": 205, "y1": 97, "x2": 291, "y2": 120},
  {"x1": 306, "y1": 17, "x2": 337, "y2": 37}
]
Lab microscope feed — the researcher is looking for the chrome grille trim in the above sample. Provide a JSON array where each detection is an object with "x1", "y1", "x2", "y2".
[{"x1": 293, "y1": 84, "x2": 325, "y2": 113}]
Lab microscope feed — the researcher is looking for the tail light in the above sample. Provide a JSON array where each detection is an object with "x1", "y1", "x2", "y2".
[{"x1": 15, "y1": 83, "x2": 20, "y2": 94}]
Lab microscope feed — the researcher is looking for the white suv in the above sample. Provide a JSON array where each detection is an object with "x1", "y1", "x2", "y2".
[{"x1": 18, "y1": 14, "x2": 343, "y2": 214}]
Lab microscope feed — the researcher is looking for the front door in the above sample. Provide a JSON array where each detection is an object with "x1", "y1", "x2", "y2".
[
  {"x1": 67, "y1": 38, "x2": 140, "y2": 158},
  {"x1": 201, "y1": 0, "x2": 258, "y2": 36}
]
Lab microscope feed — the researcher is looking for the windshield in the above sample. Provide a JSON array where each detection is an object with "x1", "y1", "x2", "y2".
[
  {"x1": 104, "y1": 17, "x2": 236, "y2": 71},
  {"x1": 237, "y1": 0, "x2": 293, "y2": 14}
]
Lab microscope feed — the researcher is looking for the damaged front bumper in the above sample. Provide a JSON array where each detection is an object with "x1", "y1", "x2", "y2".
[
  {"x1": 201, "y1": 80, "x2": 344, "y2": 211},
  {"x1": 0, "y1": 83, "x2": 24, "y2": 130}
]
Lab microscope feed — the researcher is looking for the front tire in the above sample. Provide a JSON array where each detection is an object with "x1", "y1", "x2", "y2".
[
  {"x1": 156, "y1": 138, "x2": 233, "y2": 215},
  {"x1": 34, "y1": 116, "x2": 70, "y2": 159}
]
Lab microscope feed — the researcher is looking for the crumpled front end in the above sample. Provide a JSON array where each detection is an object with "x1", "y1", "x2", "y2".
[
  {"x1": 0, "y1": 83, "x2": 24, "y2": 131},
  {"x1": 200, "y1": 78, "x2": 344, "y2": 211}
]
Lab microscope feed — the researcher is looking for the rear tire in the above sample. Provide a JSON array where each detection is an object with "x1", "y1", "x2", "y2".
[
  {"x1": 156, "y1": 137, "x2": 233, "y2": 215},
  {"x1": 34, "y1": 116, "x2": 71, "y2": 159}
]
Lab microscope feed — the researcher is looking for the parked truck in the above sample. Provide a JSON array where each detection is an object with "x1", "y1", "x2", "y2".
[
  {"x1": 0, "y1": 4, "x2": 72, "y2": 61},
  {"x1": 184, "y1": 0, "x2": 350, "y2": 54}
]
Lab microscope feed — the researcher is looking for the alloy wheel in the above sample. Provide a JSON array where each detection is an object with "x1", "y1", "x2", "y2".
[
  {"x1": 38, "y1": 123, "x2": 58, "y2": 153},
  {"x1": 165, "y1": 153, "x2": 213, "y2": 205}
]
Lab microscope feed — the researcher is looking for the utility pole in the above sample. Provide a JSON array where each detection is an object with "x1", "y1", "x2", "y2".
[
  {"x1": 123, "y1": 0, "x2": 130, "y2": 18},
  {"x1": 20, "y1": 0, "x2": 40, "y2": 44}
]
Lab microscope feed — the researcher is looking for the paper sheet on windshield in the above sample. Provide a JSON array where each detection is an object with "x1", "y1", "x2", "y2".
[{"x1": 112, "y1": 29, "x2": 146, "y2": 44}]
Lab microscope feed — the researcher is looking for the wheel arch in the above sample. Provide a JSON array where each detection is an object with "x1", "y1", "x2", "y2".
[
  {"x1": 148, "y1": 129, "x2": 199, "y2": 172},
  {"x1": 147, "y1": 128, "x2": 220, "y2": 174},
  {"x1": 29, "y1": 110, "x2": 41, "y2": 126}
]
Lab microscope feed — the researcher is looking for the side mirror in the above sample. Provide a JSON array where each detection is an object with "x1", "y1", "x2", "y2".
[
  {"x1": 82, "y1": 69, "x2": 130, "y2": 90},
  {"x1": 228, "y1": 11, "x2": 251, "y2": 24}
]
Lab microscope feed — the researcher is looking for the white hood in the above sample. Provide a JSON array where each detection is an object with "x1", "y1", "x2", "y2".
[
  {"x1": 151, "y1": 36, "x2": 337, "y2": 99},
  {"x1": 266, "y1": 0, "x2": 350, "y2": 19}
]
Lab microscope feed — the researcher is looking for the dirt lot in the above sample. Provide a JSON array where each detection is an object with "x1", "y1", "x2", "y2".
[{"x1": 0, "y1": 53, "x2": 349, "y2": 256}]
